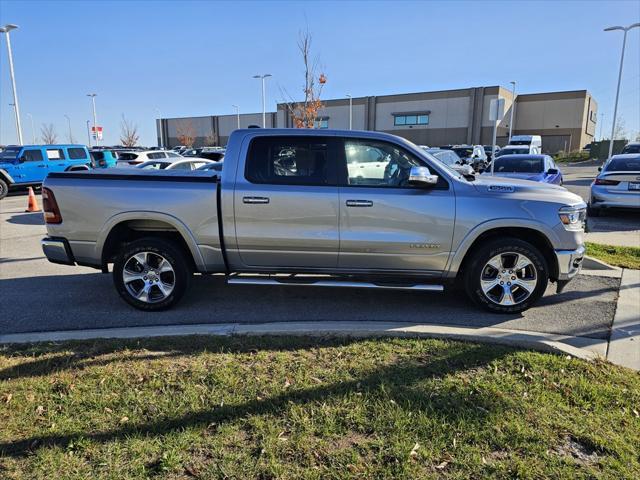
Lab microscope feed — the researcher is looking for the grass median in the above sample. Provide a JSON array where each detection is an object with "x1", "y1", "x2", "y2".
[
  {"x1": 1, "y1": 336, "x2": 639, "y2": 479},
  {"x1": 586, "y1": 242, "x2": 640, "y2": 270}
]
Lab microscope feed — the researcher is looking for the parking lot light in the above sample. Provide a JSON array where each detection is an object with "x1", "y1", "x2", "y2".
[
  {"x1": 232, "y1": 104, "x2": 240, "y2": 129},
  {"x1": 86, "y1": 93, "x2": 98, "y2": 145},
  {"x1": 604, "y1": 23, "x2": 640, "y2": 159},
  {"x1": 0, "y1": 23, "x2": 23, "y2": 145},
  {"x1": 508, "y1": 81, "x2": 516, "y2": 142},
  {"x1": 346, "y1": 94, "x2": 352, "y2": 130},
  {"x1": 252, "y1": 74, "x2": 272, "y2": 127}
]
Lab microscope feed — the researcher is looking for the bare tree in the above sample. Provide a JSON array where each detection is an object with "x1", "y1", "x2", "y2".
[
  {"x1": 176, "y1": 120, "x2": 196, "y2": 147},
  {"x1": 40, "y1": 123, "x2": 58, "y2": 144},
  {"x1": 281, "y1": 28, "x2": 327, "y2": 128},
  {"x1": 204, "y1": 132, "x2": 218, "y2": 146},
  {"x1": 120, "y1": 115, "x2": 140, "y2": 147}
]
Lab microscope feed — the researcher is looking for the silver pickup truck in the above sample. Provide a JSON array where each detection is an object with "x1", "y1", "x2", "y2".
[{"x1": 41, "y1": 129, "x2": 586, "y2": 313}]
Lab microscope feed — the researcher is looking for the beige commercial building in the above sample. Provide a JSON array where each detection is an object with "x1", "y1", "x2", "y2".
[{"x1": 158, "y1": 86, "x2": 597, "y2": 153}]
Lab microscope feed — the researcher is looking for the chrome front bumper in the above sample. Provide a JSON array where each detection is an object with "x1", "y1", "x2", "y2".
[
  {"x1": 555, "y1": 245, "x2": 585, "y2": 281},
  {"x1": 41, "y1": 237, "x2": 75, "y2": 266}
]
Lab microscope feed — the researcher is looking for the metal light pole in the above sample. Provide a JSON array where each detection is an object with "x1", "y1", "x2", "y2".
[
  {"x1": 346, "y1": 94, "x2": 353, "y2": 130},
  {"x1": 252, "y1": 74, "x2": 272, "y2": 127},
  {"x1": 0, "y1": 24, "x2": 23, "y2": 145},
  {"x1": 26, "y1": 112, "x2": 35, "y2": 143},
  {"x1": 508, "y1": 81, "x2": 516, "y2": 143},
  {"x1": 155, "y1": 107, "x2": 163, "y2": 148},
  {"x1": 604, "y1": 23, "x2": 640, "y2": 159},
  {"x1": 232, "y1": 104, "x2": 240, "y2": 129},
  {"x1": 64, "y1": 114, "x2": 73, "y2": 143},
  {"x1": 8, "y1": 103, "x2": 19, "y2": 143},
  {"x1": 86, "y1": 93, "x2": 98, "y2": 145},
  {"x1": 86, "y1": 120, "x2": 92, "y2": 147}
]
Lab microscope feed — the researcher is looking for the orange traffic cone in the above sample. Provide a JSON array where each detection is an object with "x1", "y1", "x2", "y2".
[{"x1": 25, "y1": 187, "x2": 40, "y2": 213}]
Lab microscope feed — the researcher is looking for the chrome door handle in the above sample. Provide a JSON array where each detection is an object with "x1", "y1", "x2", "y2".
[
  {"x1": 243, "y1": 196, "x2": 270, "y2": 204},
  {"x1": 346, "y1": 200, "x2": 373, "y2": 207}
]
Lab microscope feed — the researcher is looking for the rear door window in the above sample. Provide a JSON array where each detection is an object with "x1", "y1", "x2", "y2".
[
  {"x1": 245, "y1": 136, "x2": 335, "y2": 186},
  {"x1": 46, "y1": 148, "x2": 66, "y2": 160}
]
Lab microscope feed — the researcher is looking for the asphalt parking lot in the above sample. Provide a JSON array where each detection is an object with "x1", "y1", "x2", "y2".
[{"x1": 0, "y1": 165, "x2": 625, "y2": 340}]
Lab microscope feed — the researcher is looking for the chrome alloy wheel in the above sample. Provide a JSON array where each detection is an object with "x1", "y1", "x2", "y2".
[
  {"x1": 122, "y1": 252, "x2": 175, "y2": 303},
  {"x1": 479, "y1": 252, "x2": 537, "y2": 306}
]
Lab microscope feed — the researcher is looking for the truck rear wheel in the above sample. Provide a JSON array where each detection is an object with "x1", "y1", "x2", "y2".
[
  {"x1": 463, "y1": 238, "x2": 548, "y2": 313},
  {"x1": 113, "y1": 238, "x2": 192, "y2": 311}
]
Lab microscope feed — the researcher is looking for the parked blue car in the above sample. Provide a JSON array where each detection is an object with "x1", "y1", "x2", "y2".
[
  {"x1": 0, "y1": 144, "x2": 91, "y2": 199},
  {"x1": 89, "y1": 149, "x2": 121, "y2": 168},
  {"x1": 483, "y1": 154, "x2": 563, "y2": 185}
]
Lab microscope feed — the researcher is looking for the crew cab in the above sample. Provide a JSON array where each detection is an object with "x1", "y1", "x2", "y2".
[
  {"x1": 0, "y1": 144, "x2": 90, "y2": 199},
  {"x1": 41, "y1": 129, "x2": 586, "y2": 313}
]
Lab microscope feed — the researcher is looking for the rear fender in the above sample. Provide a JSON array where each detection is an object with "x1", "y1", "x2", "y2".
[{"x1": 97, "y1": 211, "x2": 206, "y2": 271}]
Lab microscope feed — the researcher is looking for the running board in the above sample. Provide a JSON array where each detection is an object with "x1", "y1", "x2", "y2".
[{"x1": 227, "y1": 277, "x2": 444, "y2": 292}]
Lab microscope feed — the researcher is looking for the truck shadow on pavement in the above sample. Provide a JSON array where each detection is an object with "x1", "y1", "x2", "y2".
[
  {"x1": 0, "y1": 271, "x2": 620, "y2": 341},
  {"x1": 5, "y1": 212, "x2": 45, "y2": 225},
  {"x1": 0, "y1": 339, "x2": 509, "y2": 458}
]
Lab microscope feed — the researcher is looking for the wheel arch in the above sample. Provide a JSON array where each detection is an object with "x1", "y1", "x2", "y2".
[
  {"x1": 98, "y1": 212, "x2": 205, "y2": 272},
  {"x1": 449, "y1": 223, "x2": 559, "y2": 282}
]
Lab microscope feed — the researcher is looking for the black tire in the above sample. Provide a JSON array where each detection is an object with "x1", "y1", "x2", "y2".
[
  {"x1": 0, "y1": 178, "x2": 8, "y2": 200},
  {"x1": 113, "y1": 237, "x2": 192, "y2": 311},
  {"x1": 463, "y1": 237, "x2": 549, "y2": 314}
]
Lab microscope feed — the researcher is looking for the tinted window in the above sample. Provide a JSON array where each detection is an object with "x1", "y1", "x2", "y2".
[
  {"x1": 394, "y1": 114, "x2": 429, "y2": 126},
  {"x1": 23, "y1": 149, "x2": 44, "y2": 162},
  {"x1": 246, "y1": 136, "x2": 332, "y2": 186},
  {"x1": 493, "y1": 156, "x2": 544, "y2": 173},
  {"x1": 46, "y1": 148, "x2": 65, "y2": 160},
  {"x1": 344, "y1": 139, "x2": 423, "y2": 187},
  {"x1": 119, "y1": 152, "x2": 138, "y2": 160},
  {"x1": 605, "y1": 157, "x2": 640, "y2": 172},
  {"x1": 90, "y1": 151, "x2": 105, "y2": 160},
  {"x1": 68, "y1": 147, "x2": 87, "y2": 160}
]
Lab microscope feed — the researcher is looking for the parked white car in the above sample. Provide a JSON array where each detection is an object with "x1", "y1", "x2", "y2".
[
  {"x1": 424, "y1": 148, "x2": 474, "y2": 176},
  {"x1": 116, "y1": 150, "x2": 182, "y2": 167},
  {"x1": 495, "y1": 145, "x2": 540, "y2": 157},
  {"x1": 136, "y1": 158, "x2": 214, "y2": 170}
]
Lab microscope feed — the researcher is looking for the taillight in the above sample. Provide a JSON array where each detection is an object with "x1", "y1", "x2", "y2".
[
  {"x1": 594, "y1": 178, "x2": 620, "y2": 186},
  {"x1": 42, "y1": 187, "x2": 62, "y2": 224}
]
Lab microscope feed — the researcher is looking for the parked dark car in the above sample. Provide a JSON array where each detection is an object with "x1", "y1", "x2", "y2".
[{"x1": 484, "y1": 154, "x2": 563, "y2": 185}]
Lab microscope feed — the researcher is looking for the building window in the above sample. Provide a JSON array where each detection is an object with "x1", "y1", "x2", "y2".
[
  {"x1": 314, "y1": 117, "x2": 329, "y2": 129},
  {"x1": 393, "y1": 114, "x2": 429, "y2": 126}
]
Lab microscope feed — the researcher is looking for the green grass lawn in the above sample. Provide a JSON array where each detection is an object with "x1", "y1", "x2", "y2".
[
  {"x1": 586, "y1": 242, "x2": 640, "y2": 270},
  {"x1": 1, "y1": 336, "x2": 639, "y2": 479}
]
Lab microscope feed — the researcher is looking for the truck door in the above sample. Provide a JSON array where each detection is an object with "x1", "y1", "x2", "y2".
[
  {"x1": 337, "y1": 138, "x2": 455, "y2": 274},
  {"x1": 233, "y1": 135, "x2": 340, "y2": 268},
  {"x1": 45, "y1": 147, "x2": 69, "y2": 172}
]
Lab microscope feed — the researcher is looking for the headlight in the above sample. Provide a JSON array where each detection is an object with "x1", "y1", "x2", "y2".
[{"x1": 558, "y1": 205, "x2": 586, "y2": 231}]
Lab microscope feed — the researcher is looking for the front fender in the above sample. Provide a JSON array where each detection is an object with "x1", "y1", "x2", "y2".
[
  {"x1": 96, "y1": 211, "x2": 206, "y2": 271},
  {"x1": 0, "y1": 168, "x2": 15, "y2": 184},
  {"x1": 444, "y1": 217, "x2": 559, "y2": 278}
]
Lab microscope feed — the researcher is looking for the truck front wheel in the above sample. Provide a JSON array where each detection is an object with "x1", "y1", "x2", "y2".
[
  {"x1": 113, "y1": 238, "x2": 192, "y2": 311},
  {"x1": 0, "y1": 178, "x2": 8, "y2": 199},
  {"x1": 463, "y1": 238, "x2": 549, "y2": 313}
]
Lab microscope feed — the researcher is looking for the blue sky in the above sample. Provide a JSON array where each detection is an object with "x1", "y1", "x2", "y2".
[{"x1": 1, "y1": 0, "x2": 639, "y2": 146}]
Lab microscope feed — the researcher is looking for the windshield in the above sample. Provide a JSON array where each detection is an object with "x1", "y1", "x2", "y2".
[
  {"x1": 0, "y1": 147, "x2": 21, "y2": 160},
  {"x1": 493, "y1": 156, "x2": 544, "y2": 173},
  {"x1": 431, "y1": 150, "x2": 457, "y2": 166},
  {"x1": 605, "y1": 157, "x2": 640, "y2": 172},
  {"x1": 497, "y1": 148, "x2": 529, "y2": 156}
]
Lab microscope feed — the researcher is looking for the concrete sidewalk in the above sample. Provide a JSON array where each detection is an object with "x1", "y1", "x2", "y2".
[{"x1": 607, "y1": 269, "x2": 640, "y2": 370}]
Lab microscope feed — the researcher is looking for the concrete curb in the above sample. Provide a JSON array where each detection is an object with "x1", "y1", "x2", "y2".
[
  {"x1": 0, "y1": 321, "x2": 607, "y2": 363},
  {"x1": 607, "y1": 269, "x2": 640, "y2": 371}
]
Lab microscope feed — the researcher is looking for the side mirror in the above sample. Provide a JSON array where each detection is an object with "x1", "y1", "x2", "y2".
[
  {"x1": 17, "y1": 156, "x2": 26, "y2": 163},
  {"x1": 597, "y1": 166, "x2": 602, "y2": 172},
  {"x1": 409, "y1": 166, "x2": 438, "y2": 186},
  {"x1": 547, "y1": 168, "x2": 559, "y2": 175}
]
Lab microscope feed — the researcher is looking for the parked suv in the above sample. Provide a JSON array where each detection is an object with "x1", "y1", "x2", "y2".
[{"x1": 0, "y1": 144, "x2": 90, "y2": 199}]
